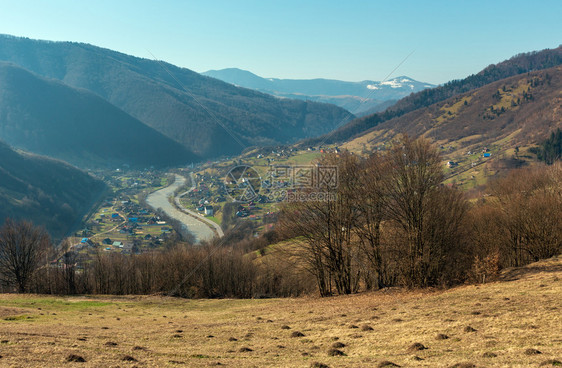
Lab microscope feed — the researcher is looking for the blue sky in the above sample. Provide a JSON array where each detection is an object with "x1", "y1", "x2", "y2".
[{"x1": 0, "y1": 0, "x2": 560, "y2": 84}]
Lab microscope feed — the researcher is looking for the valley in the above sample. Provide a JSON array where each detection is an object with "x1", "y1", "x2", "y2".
[
  {"x1": 60, "y1": 170, "x2": 182, "y2": 260},
  {"x1": 0, "y1": 20, "x2": 562, "y2": 368},
  {"x1": 0, "y1": 18, "x2": 561, "y2": 368},
  {"x1": 0, "y1": 40, "x2": 559, "y2": 264}
]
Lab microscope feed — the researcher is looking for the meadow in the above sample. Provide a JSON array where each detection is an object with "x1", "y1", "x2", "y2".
[{"x1": 0, "y1": 256, "x2": 560, "y2": 367}]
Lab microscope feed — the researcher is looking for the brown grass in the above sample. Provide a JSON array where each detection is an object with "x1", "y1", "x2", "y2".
[{"x1": 0, "y1": 255, "x2": 561, "y2": 367}]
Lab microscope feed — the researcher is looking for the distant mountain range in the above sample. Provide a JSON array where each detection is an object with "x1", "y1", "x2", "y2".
[
  {"x1": 0, "y1": 34, "x2": 352, "y2": 159},
  {"x1": 0, "y1": 140, "x2": 106, "y2": 240},
  {"x1": 202, "y1": 68, "x2": 434, "y2": 116},
  {"x1": 0, "y1": 62, "x2": 198, "y2": 168}
]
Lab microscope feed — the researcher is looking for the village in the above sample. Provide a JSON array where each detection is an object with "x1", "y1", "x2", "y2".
[
  {"x1": 53, "y1": 169, "x2": 180, "y2": 267},
  {"x1": 175, "y1": 145, "x2": 347, "y2": 234}
]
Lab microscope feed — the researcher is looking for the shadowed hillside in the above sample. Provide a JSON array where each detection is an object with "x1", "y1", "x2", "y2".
[
  {"x1": 0, "y1": 34, "x2": 353, "y2": 158},
  {"x1": 0, "y1": 62, "x2": 198, "y2": 168},
  {"x1": 0, "y1": 141, "x2": 106, "y2": 240}
]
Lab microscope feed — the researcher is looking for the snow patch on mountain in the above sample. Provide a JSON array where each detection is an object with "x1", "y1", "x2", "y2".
[{"x1": 381, "y1": 80, "x2": 403, "y2": 88}]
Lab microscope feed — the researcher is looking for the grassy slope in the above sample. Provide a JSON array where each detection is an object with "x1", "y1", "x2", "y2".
[{"x1": 0, "y1": 256, "x2": 560, "y2": 367}]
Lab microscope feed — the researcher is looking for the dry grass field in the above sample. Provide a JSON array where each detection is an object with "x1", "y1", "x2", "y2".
[{"x1": 0, "y1": 256, "x2": 561, "y2": 367}]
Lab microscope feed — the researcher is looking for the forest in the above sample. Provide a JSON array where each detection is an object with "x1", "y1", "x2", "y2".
[{"x1": 532, "y1": 128, "x2": 562, "y2": 164}]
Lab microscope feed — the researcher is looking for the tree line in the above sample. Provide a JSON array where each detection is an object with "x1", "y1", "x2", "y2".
[
  {"x1": 0, "y1": 137, "x2": 560, "y2": 296},
  {"x1": 279, "y1": 137, "x2": 561, "y2": 295},
  {"x1": 531, "y1": 128, "x2": 562, "y2": 165}
]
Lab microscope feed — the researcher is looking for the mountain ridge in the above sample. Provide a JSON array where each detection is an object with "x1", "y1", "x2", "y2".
[
  {"x1": 345, "y1": 65, "x2": 562, "y2": 148},
  {"x1": 301, "y1": 45, "x2": 562, "y2": 147},
  {"x1": 0, "y1": 34, "x2": 353, "y2": 158}
]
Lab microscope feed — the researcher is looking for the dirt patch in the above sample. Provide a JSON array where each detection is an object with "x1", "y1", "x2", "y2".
[
  {"x1": 540, "y1": 359, "x2": 562, "y2": 366},
  {"x1": 408, "y1": 342, "x2": 427, "y2": 352},
  {"x1": 327, "y1": 348, "x2": 345, "y2": 356},
  {"x1": 121, "y1": 355, "x2": 137, "y2": 362},
  {"x1": 65, "y1": 354, "x2": 86, "y2": 362},
  {"x1": 378, "y1": 361, "x2": 401, "y2": 367},
  {"x1": 310, "y1": 363, "x2": 329, "y2": 368}
]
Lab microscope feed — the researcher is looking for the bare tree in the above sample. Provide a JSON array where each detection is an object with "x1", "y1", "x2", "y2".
[
  {"x1": 381, "y1": 137, "x2": 458, "y2": 287},
  {"x1": 62, "y1": 251, "x2": 78, "y2": 295},
  {"x1": 279, "y1": 152, "x2": 362, "y2": 296},
  {"x1": 353, "y1": 153, "x2": 387, "y2": 289},
  {"x1": 0, "y1": 219, "x2": 51, "y2": 292},
  {"x1": 489, "y1": 164, "x2": 562, "y2": 266}
]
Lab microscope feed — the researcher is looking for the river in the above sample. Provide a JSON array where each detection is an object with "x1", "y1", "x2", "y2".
[{"x1": 146, "y1": 174, "x2": 216, "y2": 243}]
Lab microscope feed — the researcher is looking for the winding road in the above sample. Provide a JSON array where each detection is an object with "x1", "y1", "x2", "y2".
[{"x1": 146, "y1": 174, "x2": 222, "y2": 243}]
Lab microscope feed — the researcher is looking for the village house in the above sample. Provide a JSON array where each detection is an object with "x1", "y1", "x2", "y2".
[{"x1": 204, "y1": 205, "x2": 214, "y2": 216}]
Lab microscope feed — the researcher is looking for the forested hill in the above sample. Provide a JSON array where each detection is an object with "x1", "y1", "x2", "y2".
[
  {"x1": 301, "y1": 45, "x2": 562, "y2": 146},
  {"x1": 343, "y1": 66, "x2": 562, "y2": 156},
  {"x1": 0, "y1": 34, "x2": 352, "y2": 158},
  {"x1": 0, "y1": 62, "x2": 199, "y2": 168},
  {"x1": 0, "y1": 141, "x2": 106, "y2": 240}
]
